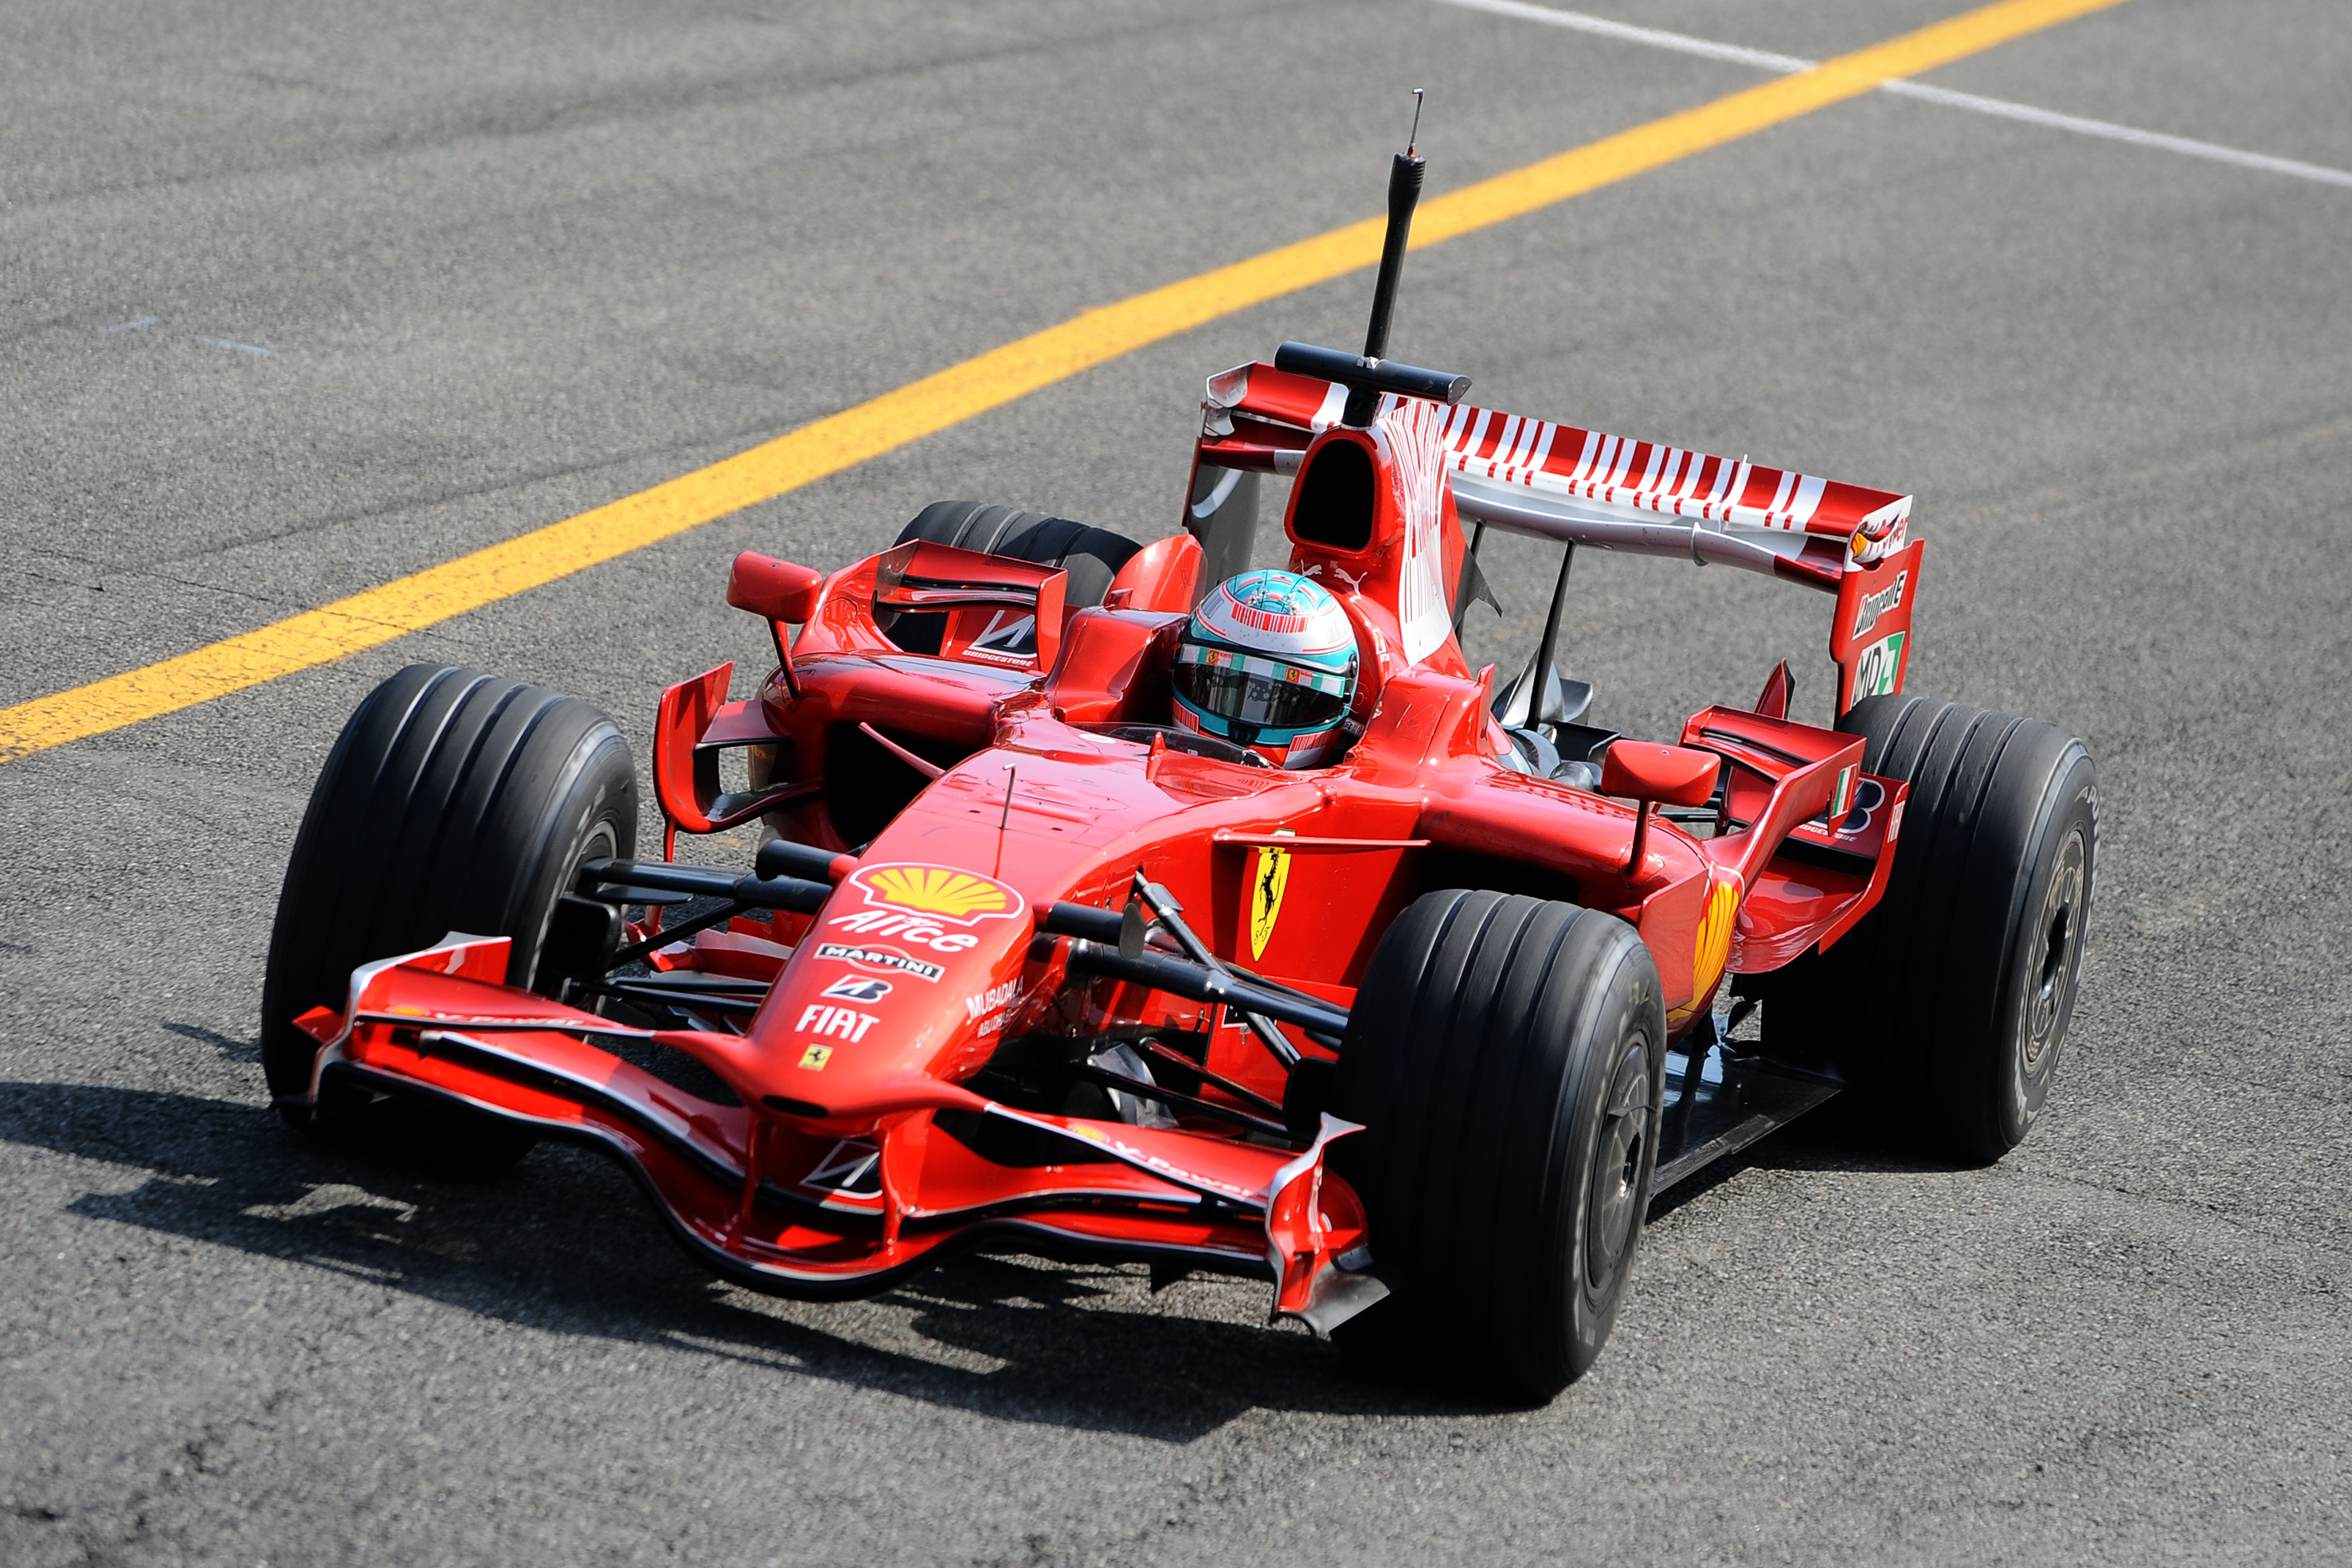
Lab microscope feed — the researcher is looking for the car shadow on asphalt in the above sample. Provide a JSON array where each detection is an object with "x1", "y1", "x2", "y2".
[
  {"x1": 1644, "y1": 1105, "x2": 1968, "y2": 1226},
  {"x1": 1, "y1": 1080, "x2": 1505, "y2": 1441}
]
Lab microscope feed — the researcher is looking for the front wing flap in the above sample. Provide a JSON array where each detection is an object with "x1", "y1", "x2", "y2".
[{"x1": 293, "y1": 934, "x2": 1387, "y2": 1328}]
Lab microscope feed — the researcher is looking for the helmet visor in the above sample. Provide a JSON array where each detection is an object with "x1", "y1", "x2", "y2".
[{"x1": 1173, "y1": 656, "x2": 1348, "y2": 734}]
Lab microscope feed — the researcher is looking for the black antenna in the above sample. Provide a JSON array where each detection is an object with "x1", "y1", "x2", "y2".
[
  {"x1": 1351, "y1": 89, "x2": 1427, "y2": 423},
  {"x1": 1272, "y1": 94, "x2": 1469, "y2": 428}
]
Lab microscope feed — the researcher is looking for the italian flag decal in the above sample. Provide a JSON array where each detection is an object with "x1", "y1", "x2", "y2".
[{"x1": 1831, "y1": 763, "x2": 1857, "y2": 821}]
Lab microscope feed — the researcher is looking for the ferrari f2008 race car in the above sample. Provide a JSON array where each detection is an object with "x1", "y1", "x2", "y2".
[{"x1": 260, "y1": 144, "x2": 2096, "y2": 1402}]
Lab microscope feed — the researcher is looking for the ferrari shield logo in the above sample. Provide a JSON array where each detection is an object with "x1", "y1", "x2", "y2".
[{"x1": 1249, "y1": 846, "x2": 1291, "y2": 960}]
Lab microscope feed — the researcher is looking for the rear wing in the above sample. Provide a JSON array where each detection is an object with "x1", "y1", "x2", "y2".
[{"x1": 1193, "y1": 360, "x2": 1925, "y2": 714}]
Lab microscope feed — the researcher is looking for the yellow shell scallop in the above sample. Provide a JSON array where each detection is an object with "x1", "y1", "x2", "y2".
[{"x1": 865, "y1": 865, "x2": 1012, "y2": 920}]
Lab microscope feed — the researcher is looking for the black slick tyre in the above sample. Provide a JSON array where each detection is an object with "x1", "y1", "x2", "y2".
[
  {"x1": 895, "y1": 500, "x2": 1142, "y2": 609},
  {"x1": 260, "y1": 665, "x2": 639, "y2": 1159},
  {"x1": 1328, "y1": 890, "x2": 1665, "y2": 1402},
  {"x1": 1767, "y1": 694, "x2": 2096, "y2": 1163}
]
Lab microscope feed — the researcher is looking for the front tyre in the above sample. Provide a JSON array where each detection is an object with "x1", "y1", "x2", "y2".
[
  {"x1": 1328, "y1": 890, "x2": 1665, "y2": 1402},
  {"x1": 260, "y1": 665, "x2": 638, "y2": 1156}
]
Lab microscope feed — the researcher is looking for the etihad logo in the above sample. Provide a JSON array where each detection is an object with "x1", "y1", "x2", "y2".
[{"x1": 853, "y1": 865, "x2": 1019, "y2": 926}]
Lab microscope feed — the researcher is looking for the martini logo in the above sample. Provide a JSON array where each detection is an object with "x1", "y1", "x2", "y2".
[
  {"x1": 1249, "y1": 846, "x2": 1291, "y2": 960},
  {"x1": 1693, "y1": 876, "x2": 1740, "y2": 1001},
  {"x1": 812, "y1": 943, "x2": 944, "y2": 983},
  {"x1": 855, "y1": 865, "x2": 1019, "y2": 925},
  {"x1": 1850, "y1": 570, "x2": 1908, "y2": 638}
]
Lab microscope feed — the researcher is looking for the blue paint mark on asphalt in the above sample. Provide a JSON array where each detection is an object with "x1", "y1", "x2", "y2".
[{"x1": 100, "y1": 318, "x2": 275, "y2": 355}]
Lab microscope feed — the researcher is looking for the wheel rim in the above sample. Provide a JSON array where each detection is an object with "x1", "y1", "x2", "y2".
[
  {"x1": 1585, "y1": 1042, "x2": 1651, "y2": 1292},
  {"x1": 523, "y1": 819, "x2": 620, "y2": 991},
  {"x1": 2020, "y1": 825, "x2": 2087, "y2": 1075}
]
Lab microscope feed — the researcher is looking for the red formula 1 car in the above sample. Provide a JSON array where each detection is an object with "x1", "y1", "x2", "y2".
[{"x1": 260, "y1": 147, "x2": 2096, "y2": 1401}]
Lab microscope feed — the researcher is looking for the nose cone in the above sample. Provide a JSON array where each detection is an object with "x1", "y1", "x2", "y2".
[{"x1": 750, "y1": 862, "x2": 1038, "y2": 1116}]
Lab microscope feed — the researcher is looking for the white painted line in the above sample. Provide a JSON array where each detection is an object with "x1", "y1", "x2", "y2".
[
  {"x1": 1876, "y1": 79, "x2": 2352, "y2": 188},
  {"x1": 1434, "y1": 0, "x2": 2352, "y2": 191},
  {"x1": 1433, "y1": 0, "x2": 1813, "y2": 73}
]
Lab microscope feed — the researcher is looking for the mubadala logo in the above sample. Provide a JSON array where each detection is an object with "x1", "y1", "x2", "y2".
[
  {"x1": 1852, "y1": 569, "x2": 1908, "y2": 638},
  {"x1": 964, "y1": 979, "x2": 1022, "y2": 1022}
]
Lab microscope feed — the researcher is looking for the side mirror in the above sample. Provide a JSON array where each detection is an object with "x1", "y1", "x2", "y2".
[
  {"x1": 728, "y1": 552, "x2": 826, "y2": 702},
  {"x1": 1600, "y1": 741, "x2": 1717, "y2": 807},
  {"x1": 1601, "y1": 741, "x2": 1719, "y2": 879},
  {"x1": 727, "y1": 552, "x2": 825, "y2": 624}
]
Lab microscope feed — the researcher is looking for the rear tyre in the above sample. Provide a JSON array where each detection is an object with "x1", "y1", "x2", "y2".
[
  {"x1": 895, "y1": 500, "x2": 1142, "y2": 609},
  {"x1": 260, "y1": 665, "x2": 639, "y2": 1162},
  {"x1": 1328, "y1": 890, "x2": 1665, "y2": 1402},
  {"x1": 1766, "y1": 695, "x2": 2096, "y2": 1163}
]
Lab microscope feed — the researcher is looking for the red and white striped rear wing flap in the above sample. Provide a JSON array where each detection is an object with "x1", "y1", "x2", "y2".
[{"x1": 1198, "y1": 361, "x2": 1915, "y2": 592}]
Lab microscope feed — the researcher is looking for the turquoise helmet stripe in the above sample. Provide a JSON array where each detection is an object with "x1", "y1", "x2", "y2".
[{"x1": 1172, "y1": 570, "x2": 1360, "y2": 764}]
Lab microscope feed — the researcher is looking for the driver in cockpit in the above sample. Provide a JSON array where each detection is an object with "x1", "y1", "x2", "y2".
[{"x1": 1169, "y1": 569, "x2": 1363, "y2": 769}]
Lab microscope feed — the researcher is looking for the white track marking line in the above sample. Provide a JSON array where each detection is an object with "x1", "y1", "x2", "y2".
[
  {"x1": 1435, "y1": 0, "x2": 1815, "y2": 72},
  {"x1": 1435, "y1": 0, "x2": 2352, "y2": 191},
  {"x1": 1874, "y1": 79, "x2": 2352, "y2": 187}
]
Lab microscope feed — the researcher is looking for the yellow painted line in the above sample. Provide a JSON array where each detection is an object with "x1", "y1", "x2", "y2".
[{"x1": 0, "y1": 0, "x2": 2126, "y2": 764}]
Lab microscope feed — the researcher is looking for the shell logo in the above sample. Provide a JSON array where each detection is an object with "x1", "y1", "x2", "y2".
[
  {"x1": 854, "y1": 864, "x2": 1020, "y2": 926},
  {"x1": 1693, "y1": 875, "x2": 1740, "y2": 999}
]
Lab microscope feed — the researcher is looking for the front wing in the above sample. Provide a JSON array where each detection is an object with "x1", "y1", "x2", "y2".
[{"x1": 293, "y1": 935, "x2": 1387, "y2": 1333}]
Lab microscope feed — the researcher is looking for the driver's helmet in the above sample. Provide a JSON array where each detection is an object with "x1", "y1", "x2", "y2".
[{"x1": 1171, "y1": 569, "x2": 1360, "y2": 768}]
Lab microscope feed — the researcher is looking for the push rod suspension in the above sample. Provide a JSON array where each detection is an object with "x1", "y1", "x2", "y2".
[
  {"x1": 1058, "y1": 939, "x2": 1348, "y2": 1043},
  {"x1": 1131, "y1": 877, "x2": 1299, "y2": 1069},
  {"x1": 579, "y1": 858, "x2": 833, "y2": 915}
]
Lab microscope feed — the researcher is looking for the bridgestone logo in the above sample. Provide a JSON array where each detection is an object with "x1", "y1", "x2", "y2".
[
  {"x1": 812, "y1": 943, "x2": 945, "y2": 982},
  {"x1": 1852, "y1": 570, "x2": 1908, "y2": 638}
]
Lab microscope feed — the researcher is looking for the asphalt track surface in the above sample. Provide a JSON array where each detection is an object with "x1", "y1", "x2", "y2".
[{"x1": 3, "y1": 2, "x2": 2347, "y2": 1562}]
